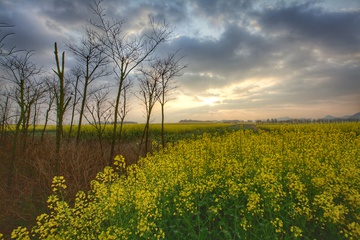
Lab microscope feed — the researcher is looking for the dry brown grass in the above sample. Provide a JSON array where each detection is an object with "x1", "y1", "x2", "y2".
[{"x1": 0, "y1": 135, "x2": 141, "y2": 237}]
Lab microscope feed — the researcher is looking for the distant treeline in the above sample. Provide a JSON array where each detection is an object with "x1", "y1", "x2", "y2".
[
  {"x1": 179, "y1": 119, "x2": 246, "y2": 123},
  {"x1": 179, "y1": 117, "x2": 360, "y2": 124},
  {"x1": 256, "y1": 118, "x2": 360, "y2": 124}
]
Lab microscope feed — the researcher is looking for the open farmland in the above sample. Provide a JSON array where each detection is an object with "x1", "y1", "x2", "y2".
[
  {"x1": 0, "y1": 123, "x2": 238, "y2": 238},
  {"x1": 65, "y1": 122, "x2": 239, "y2": 142},
  {"x1": 6, "y1": 122, "x2": 360, "y2": 239}
]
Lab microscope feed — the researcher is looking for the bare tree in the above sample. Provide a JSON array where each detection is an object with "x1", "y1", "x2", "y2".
[
  {"x1": 30, "y1": 97, "x2": 42, "y2": 140},
  {"x1": 137, "y1": 66, "x2": 161, "y2": 154},
  {"x1": 90, "y1": 0, "x2": 172, "y2": 164},
  {"x1": 0, "y1": 51, "x2": 44, "y2": 148},
  {"x1": 53, "y1": 42, "x2": 72, "y2": 176},
  {"x1": 41, "y1": 78, "x2": 56, "y2": 142},
  {"x1": 117, "y1": 78, "x2": 133, "y2": 145},
  {"x1": 67, "y1": 67, "x2": 82, "y2": 138},
  {"x1": 83, "y1": 86, "x2": 112, "y2": 157},
  {"x1": 0, "y1": 50, "x2": 44, "y2": 190},
  {"x1": 66, "y1": 27, "x2": 110, "y2": 143},
  {"x1": 156, "y1": 51, "x2": 186, "y2": 147}
]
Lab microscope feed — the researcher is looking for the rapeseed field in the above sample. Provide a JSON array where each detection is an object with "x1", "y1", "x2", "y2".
[
  {"x1": 68, "y1": 122, "x2": 237, "y2": 142},
  {"x1": 7, "y1": 123, "x2": 360, "y2": 239}
]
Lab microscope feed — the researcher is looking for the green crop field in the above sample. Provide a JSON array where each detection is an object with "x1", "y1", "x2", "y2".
[{"x1": 6, "y1": 122, "x2": 360, "y2": 239}]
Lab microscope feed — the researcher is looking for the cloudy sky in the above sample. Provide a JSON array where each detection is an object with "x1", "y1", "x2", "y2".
[{"x1": 1, "y1": 0, "x2": 359, "y2": 122}]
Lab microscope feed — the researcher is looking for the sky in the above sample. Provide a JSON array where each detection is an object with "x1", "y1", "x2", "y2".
[{"x1": 0, "y1": 0, "x2": 359, "y2": 123}]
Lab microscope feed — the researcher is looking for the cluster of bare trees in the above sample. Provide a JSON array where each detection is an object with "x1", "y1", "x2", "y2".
[
  {"x1": 0, "y1": 1, "x2": 186, "y2": 187},
  {"x1": 0, "y1": 50, "x2": 46, "y2": 190},
  {"x1": 137, "y1": 51, "x2": 187, "y2": 153}
]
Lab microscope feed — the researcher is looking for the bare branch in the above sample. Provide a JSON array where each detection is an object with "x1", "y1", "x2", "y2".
[
  {"x1": 89, "y1": 0, "x2": 171, "y2": 161},
  {"x1": 0, "y1": 23, "x2": 17, "y2": 56},
  {"x1": 66, "y1": 26, "x2": 111, "y2": 142},
  {"x1": 148, "y1": 50, "x2": 187, "y2": 147},
  {"x1": 156, "y1": 50, "x2": 187, "y2": 104}
]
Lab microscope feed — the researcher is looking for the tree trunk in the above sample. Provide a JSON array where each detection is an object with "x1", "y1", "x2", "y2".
[
  {"x1": 31, "y1": 103, "x2": 38, "y2": 140},
  {"x1": 109, "y1": 76, "x2": 124, "y2": 165},
  {"x1": 76, "y1": 70, "x2": 89, "y2": 143},
  {"x1": 68, "y1": 75, "x2": 79, "y2": 138},
  {"x1": 54, "y1": 42, "x2": 66, "y2": 176},
  {"x1": 139, "y1": 114, "x2": 151, "y2": 156},
  {"x1": 160, "y1": 98, "x2": 165, "y2": 148},
  {"x1": 0, "y1": 96, "x2": 9, "y2": 142},
  {"x1": 41, "y1": 99, "x2": 52, "y2": 142}
]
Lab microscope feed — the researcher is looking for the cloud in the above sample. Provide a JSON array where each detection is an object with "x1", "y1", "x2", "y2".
[
  {"x1": 256, "y1": 1, "x2": 360, "y2": 53},
  {"x1": 190, "y1": 0, "x2": 256, "y2": 25},
  {"x1": 1, "y1": 0, "x2": 359, "y2": 121},
  {"x1": 36, "y1": 0, "x2": 91, "y2": 25}
]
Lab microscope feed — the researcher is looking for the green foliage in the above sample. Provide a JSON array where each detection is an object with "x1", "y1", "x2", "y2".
[{"x1": 8, "y1": 123, "x2": 360, "y2": 239}]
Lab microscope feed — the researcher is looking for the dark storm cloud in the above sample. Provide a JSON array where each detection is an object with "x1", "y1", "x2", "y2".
[
  {"x1": 0, "y1": 0, "x2": 191, "y2": 68},
  {"x1": 0, "y1": 0, "x2": 92, "y2": 69},
  {"x1": 84, "y1": 0, "x2": 190, "y2": 34},
  {"x1": 142, "y1": 1, "x2": 189, "y2": 24},
  {"x1": 191, "y1": 0, "x2": 256, "y2": 24},
  {"x1": 256, "y1": 1, "x2": 360, "y2": 53},
  {"x1": 256, "y1": 0, "x2": 360, "y2": 108},
  {"x1": 307, "y1": 64, "x2": 360, "y2": 97},
  {"x1": 167, "y1": 23, "x2": 271, "y2": 77},
  {"x1": 37, "y1": 0, "x2": 91, "y2": 25}
]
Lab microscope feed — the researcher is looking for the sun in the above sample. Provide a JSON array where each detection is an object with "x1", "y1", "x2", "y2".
[{"x1": 203, "y1": 97, "x2": 219, "y2": 106}]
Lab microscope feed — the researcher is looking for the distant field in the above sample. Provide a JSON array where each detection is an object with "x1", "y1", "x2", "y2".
[
  {"x1": 3, "y1": 122, "x2": 241, "y2": 139},
  {"x1": 15, "y1": 122, "x2": 242, "y2": 142}
]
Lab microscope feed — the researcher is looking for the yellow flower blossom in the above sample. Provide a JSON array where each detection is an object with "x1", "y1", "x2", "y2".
[
  {"x1": 11, "y1": 227, "x2": 30, "y2": 240},
  {"x1": 9, "y1": 122, "x2": 360, "y2": 239},
  {"x1": 290, "y1": 226, "x2": 303, "y2": 238}
]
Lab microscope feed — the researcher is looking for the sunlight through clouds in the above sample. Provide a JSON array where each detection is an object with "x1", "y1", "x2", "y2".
[{"x1": 1, "y1": 0, "x2": 359, "y2": 122}]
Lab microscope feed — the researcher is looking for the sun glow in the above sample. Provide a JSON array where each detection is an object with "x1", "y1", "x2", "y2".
[{"x1": 202, "y1": 97, "x2": 219, "y2": 106}]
